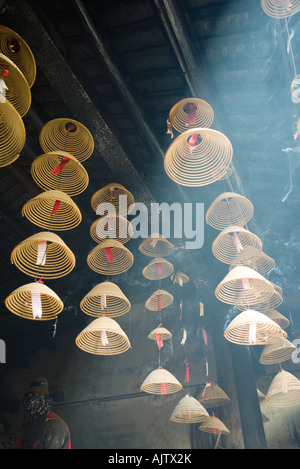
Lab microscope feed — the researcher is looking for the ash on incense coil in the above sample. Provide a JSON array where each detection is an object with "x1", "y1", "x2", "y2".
[
  {"x1": 140, "y1": 367, "x2": 182, "y2": 395},
  {"x1": 198, "y1": 382, "x2": 230, "y2": 408},
  {"x1": 259, "y1": 338, "x2": 296, "y2": 365},
  {"x1": 167, "y1": 98, "x2": 214, "y2": 136},
  {"x1": 264, "y1": 370, "x2": 300, "y2": 408},
  {"x1": 91, "y1": 183, "x2": 134, "y2": 216},
  {"x1": 212, "y1": 226, "x2": 263, "y2": 265},
  {"x1": 80, "y1": 281, "x2": 131, "y2": 318},
  {"x1": 0, "y1": 99, "x2": 25, "y2": 167},
  {"x1": 87, "y1": 239, "x2": 134, "y2": 275},
  {"x1": 261, "y1": 0, "x2": 300, "y2": 18},
  {"x1": 90, "y1": 214, "x2": 133, "y2": 245},
  {"x1": 145, "y1": 289, "x2": 174, "y2": 311},
  {"x1": 142, "y1": 257, "x2": 174, "y2": 280},
  {"x1": 0, "y1": 53, "x2": 31, "y2": 117},
  {"x1": 139, "y1": 233, "x2": 174, "y2": 258},
  {"x1": 170, "y1": 395, "x2": 210, "y2": 423},
  {"x1": 206, "y1": 192, "x2": 254, "y2": 231}
]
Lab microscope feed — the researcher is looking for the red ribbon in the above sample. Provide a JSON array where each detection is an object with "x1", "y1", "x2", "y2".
[
  {"x1": 184, "y1": 359, "x2": 190, "y2": 383},
  {"x1": 157, "y1": 262, "x2": 162, "y2": 275},
  {"x1": 51, "y1": 200, "x2": 61, "y2": 215},
  {"x1": 104, "y1": 247, "x2": 114, "y2": 262},
  {"x1": 188, "y1": 132, "x2": 198, "y2": 151},
  {"x1": 157, "y1": 294, "x2": 162, "y2": 311},
  {"x1": 183, "y1": 103, "x2": 197, "y2": 125},
  {"x1": 51, "y1": 156, "x2": 70, "y2": 175},
  {"x1": 155, "y1": 333, "x2": 164, "y2": 349},
  {"x1": 202, "y1": 327, "x2": 208, "y2": 346},
  {"x1": 2, "y1": 68, "x2": 9, "y2": 78},
  {"x1": 160, "y1": 383, "x2": 167, "y2": 395}
]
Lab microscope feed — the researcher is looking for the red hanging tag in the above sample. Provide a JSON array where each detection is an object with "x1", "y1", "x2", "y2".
[
  {"x1": 51, "y1": 156, "x2": 70, "y2": 175},
  {"x1": 2, "y1": 68, "x2": 9, "y2": 78},
  {"x1": 184, "y1": 103, "x2": 197, "y2": 125},
  {"x1": 188, "y1": 132, "x2": 198, "y2": 152},
  {"x1": 155, "y1": 333, "x2": 164, "y2": 349},
  {"x1": 104, "y1": 247, "x2": 114, "y2": 262},
  {"x1": 157, "y1": 294, "x2": 162, "y2": 311},
  {"x1": 242, "y1": 278, "x2": 251, "y2": 290},
  {"x1": 160, "y1": 382, "x2": 167, "y2": 395},
  {"x1": 36, "y1": 278, "x2": 44, "y2": 284},
  {"x1": 51, "y1": 200, "x2": 61, "y2": 215},
  {"x1": 202, "y1": 327, "x2": 208, "y2": 346},
  {"x1": 157, "y1": 262, "x2": 162, "y2": 275},
  {"x1": 184, "y1": 359, "x2": 190, "y2": 383}
]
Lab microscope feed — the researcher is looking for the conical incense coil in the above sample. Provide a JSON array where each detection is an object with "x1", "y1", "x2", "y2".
[
  {"x1": 90, "y1": 214, "x2": 133, "y2": 245},
  {"x1": 261, "y1": 0, "x2": 300, "y2": 18},
  {"x1": 80, "y1": 281, "x2": 131, "y2": 318},
  {"x1": 215, "y1": 266, "x2": 274, "y2": 306},
  {"x1": 10, "y1": 231, "x2": 75, "y2": 279},
  {"x1": 0, "y1": 99, "x2": 25, "y2": 167},
  {"x1": 145, "y1": 289, "x2": 174, "y2": 311},
  {"x1": 5, "y1": 281, "x2": 63, "y2": 321},
  {"x1": 140, "y1": 367, "x2": 182, "y2": 395},
  {"x1": 21, "y1": 190, "x2": 82, "y2": 231},
  {"x1": 212, "y1": 226, "x2": 263, "y2": 265},
  {"x1": 0, "y1": 53, "x2": 31, "y2": 117},
  {"x1": 87, "y1": 239, "x2": 134, "y2": 275},
  {"x1": 199, "y1": 416, "x2": 230, "y2": 435},
  {"x1": 39, "y1": 118, "x2": 94, "y2": 163},
  {"x1": 0, "y1": 25, "x2": 36, "y2": 88},
  {"x1": 198, "y1": 382, "x2": 230, "y2": 408},
  {"x1": 265, "y1": 370, "x2": 300, "y2": 408},
  {"x1": 235, "y1": 288, "x2": 283, "y2": 312},
  {"x1": 167, "y1": 98, "x2": 214, "y2": 136},
  {"x1": 75, "y1": 316, "x2": 131, "y2": 356},
  {"x1": 259, "y1": 338, "x2": 297, "y2": 365},
  {"x1": 224, "y1": 309, "x2": 287, "y2": 346},
  {"x1": 91, "y1": 183, "x2": 134, "y2": 216},
  {"x1": 164, "y1": 127, "x2": 233, "y2": 187},
  {"x1": 264, "y1": 309, "x2": 290, "y2": 329},
  {"x1": 139, "y1": 233, "x2": 174, "y2": 258},
  {"x1": 229, "y1": 248, "x2": 275, "y2": 277},
  {"x1": 171, "y1": 272, "x2": 189, "y2": 286},
  {"x1": 206, "y1": 192, "x2": 254, "y2": 231},
  {"x1": 31, "y1": 151, "x2": 89, "y2": 196},
  {"x1": 170, "y1": 395, "x2": 210, "y2": 423},
  {"x1": 142, "y1": 257, "x2": 174, "y2": 280},
  {"x1": 148, "y1": 326, "x2": 172, "y2": 342}
]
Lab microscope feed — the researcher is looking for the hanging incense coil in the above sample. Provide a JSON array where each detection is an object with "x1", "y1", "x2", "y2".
[
  {"x1": 145, "y1": 289, "x2": 174, "y2": 311},
  {"x1": 261, "y1": 0, "x2": 300, "y2": 18},
  {"x1": 229, "y1": 248, "x2": 275, "y2": 277},
  {"x1": 212, "y1": 226, "x2": 263, "y2": 265},
  {"x1": 164, "y1": 127, "x2": 233, "y2": 187},
  {"x1": 148, "y1": 326, "x2": 172, "y2": 342},
  {"x1": 235, "y1": 287, "x2": 283, "y2": 312},
  {"x1": 199, "y1": 416, "x2": 230, "y2": 435},
  {"x1": 206, "y1": 192, "x2": 254, "y2": 231},
  {"x1": 198, "y1": 382, "x2": 230, "y2": 408},
  {"x1": 91, "y1": 183, "x2": 134, "y2": 216},
  {"x1": 139, "y1": 233, "x2": 174, "y2": 258},
  {"x1": 90, "y1": 214, "x2": 133, "y2": 245},
  {"x1": 264, "y1": 309, "x2": 290, "y2": 329},
  {"x1": 142, "y1": 257, "x2": 174, "y2": 280},
  {"x1": 10, "y1": 231, "x2": 75, "y2": 279},
  {"x1": 0, "y1": 53, "x2": 31, "y2": 117},
  {"x1": 5, "y1": 281, "x2": 63, "y2": 321},
  {"x1": 140, "y1": 367, "x2": 182, "y2": 395},
  {"x1": 87, "y1": 239, "x2": 134, "y2": 275},
  {"x1": 0, "y1": 99, "x2": 25, "y2": 167},
  {"x1": 170, "y1": 395, "x2": 210, "y2": 423},
  {"x1": 31, "y1": 151, "x2": 89, "y2": 196},
  {"x1": 215, "y1": 266, "x2": 274, "y2": 306},
  {"x1": 80, "y1": 281, "x2": 131, "y2": 318},
  {"x1": 39, "y1": 118, "x2": 94, "y2": 163},
  {"x1": 167, "y1": 98, "x2": 214, "y2": 136},
  {"x1": 224, "y1": 309, "x2": 287, "y2": 345},
  {"x1": 21, "y1": 190, "x2": 82, "y2": 231},
  {"x1": 259, "y1": 338, "x2": 297, "y2": 365},
  {"x1": 0, "y1": 25, "x2": 36, "y2": 88},
  {"x1": 75, "y1": 316, "x2": 131, "y2": 355},
  {"x1": 265, "y1": 370, "x2": 300, "y2": 408},
  {"x1": 171, "y1": 272, "x2": 189, "y2": 286}
]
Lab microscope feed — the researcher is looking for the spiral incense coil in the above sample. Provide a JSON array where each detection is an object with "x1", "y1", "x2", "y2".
[
  {"x1": 75, "y1": 316, "x2": 131, "y2": 356},
  {"x1": 167, "y1": 98, "x2": 214, "y2": 136},
  {"x1": 139, "y1": 233, "x2": 174, "y2": 258},
  {"x1": 0, "y1": 25, "x2": 36, "y2": 88},
  {"x1": 199, "y1": 416, "x2": 230, "y2": 435},
  {"x1": 5, "y1": 281, "x2": 63, "y2": 321},
  {"x1": 142, "y1": 257, "x2": 174, "y2": 280},
  {"x1": 140, "y1": 367, "x2": 182, "y2": 395},
  {"x1": 264, "y1": 309, "x2": 290, "y2": 329},
  {"x1": 170, "y1": 395, "x2": 210, "y2": 423},
  {"x1": 0, "y1": 99, "x2": 25, "y2": 167},
  {"x1": 164, "y1": 127, "x2": 233, "y2": 187},
  {"x1": 265, "y1": 370, "x2": 300, "y2": 408},
  {"x1": 10, "y1": 231, "x2": 75, "y2": 279},
  {"x1": 145, "y1": 289, "x2": 174, "y2": 311},
  {"x1": 148, "y1": 326, "x2": 172, "y2": 342},
  {"x1": 91, "y1": 183, "x2": 135, "y2": 216},
  {"x1": 206, "y1": 192, "x2": 254, "y2": 231},
  {"x1": 259, "y1": 338, "x2": 296, "y2": 365},
  {"x1": 261, "y1": 0, "x2": 300, "y2": 18},
  {"x1": 39, "y1": 118, "x2": 94, "y2": 163},
  {"x1": 235, "y1": 288, "x2": 283, "y2": 312},
  {"x1": 0, "y1": 53, "x2": 31, "y2": 117},
  {"x1": 171, "y1": 272, "x2": 189, "y2": 286},
  {"x1": 198, "y1": 382, "x2": 231, "y2": 408},
  {"x1": 31, "y1": 151, "x2": 89, "y2": 196},
  {"x1": 80, "y1": 281, "x2": 131, "y2": 318},
  {"x1": 90, "y1": 215, "x2": 133, "y2": 245},
  {"x1": 229, "y1": 248, "x2": 275, "y2": 277},
  {"x1": 87, "y1": 239, "x2": 134, "y2": 275},
  {"x1": 212, "y1": 226, "x2": 263, "y2": 265}
]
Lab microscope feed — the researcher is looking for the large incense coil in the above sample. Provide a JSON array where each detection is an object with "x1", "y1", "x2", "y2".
[
  {"x1": 0, "y1": 25, "x2": 36, "y2": 88},
  {"x1": 0, "y1": 99, "x2": 25, "y2": 167},
  {"x1": 142, "y1": 257, "x2": 174, "y2": 280},
  {"x1": 224, "y1": 309, "x2": 287, "y2": 346},
  {"x1": 148, "y1": 326, "x2": 172, "y2": 342},
  {"x1": 39, "y1": 118, "x2": 94, "y2": 163},
  {"x1": 10, "y1": 231, "x2": 75, "y2": 279},
  {"x1": 264, "y1": 309, "x2": 290, "y2": 329},
  {"x1": 215, "y1": 266, "x2": 274, "y2": 306},
  {"x1": 171, "y1": 272, "x2": 189, "y2": 286},
  {"x1": 145, "y1": 289, "x2": 174, "y2": 311},
  {"x1": 259, "y1": 338, "x2": 296, "y2": 365},
  {"x1": 206, "y1": 192, "x2": 254, "y2": 231},
  {"x1": 170, "y1": 395, "x2": 210, "y2": 423},
  {"x1": 21, "y1": 190, "x2": 82, "y2": 231},
  {"x1": 212, "y1": 226, "x2": 263, "y2": 265},
  {"x1": 80, "y1": 281, "x2": 131, "y2": 318},
  {"x1": 0, "y1": 53, "x2": 31, "y2": 117},
  {"x1": 261, "y1": 0, "x2": 300, "y2": 18},
  {"x1": 91, "y1": 183, "x2": 134, "y2": 216},
  {"x1": 90, "y1": 214, "x2": 133, "y2": 245},
  {"x1": 139, "y1": 233, "x2": 174, "y2": 258},
  {"x1": 198, "y1": 382, "x2": 230, "y2": 408},
  {"x1": 140, "y1": 367, "x2": 182, "y2": 395},
  {"x1": 229, "y1": 248, "x2": 275, "y2": 277},
  {"x1": 199, "y1": 416, "x2": 230, "y2": 435},
  {"x1": 167, "y1": 98, "x2": 214, "y2": 135},
  {"x1": 75, "y1": 316, "x2": 131, "y2": 356},
  {"x1": 87, "y1": 239, "x2": 134, "y2": 275},
  {"x1": 235, "y1": 288, "x2": 283, "y2": 312},
  {"x1": 164, "y1": 127, "x2": 233, "y2": 187},
  {"x1": 5, "y1": 281, "x2": 63, "y2": 321},
  {"x1": 31, "y1": 151, "x2": 89, "y2": 196},
  {"x1": 264, "y1": 370, "x2": 300, "y2": 408}
]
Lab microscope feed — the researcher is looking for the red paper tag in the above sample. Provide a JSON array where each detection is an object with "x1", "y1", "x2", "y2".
[
  {"x1": 160, "y1": 382, "x2": 167, "y2": 395},
  {"x1": 155, "y1": 333, "x2": 164, "y2": 349},
  {"x1": 51, "y1": 156, "x2": 70, "y2": 175},
  {"x1": 202, "y1": 327, "x2": 208, "y2": 346},
  {"x1": 104, "y1": 247, "x2": 114, "y2": 262},
  {"x1": 242, "y1": 278, "x2": 251, "y2": 290},
  {"x1": 157, "y1": 294, "x2": 162, "y2": 311},
  {"x1": 157, "y1": 262, "x2": 162, "y2": 275},
  {"x1": 184, "y1": 103, "x2": 197, "y2": 125},
  {"x1": 51, "y1": 200, "x2": 61, "y2": 215},
  {"x1": 184, "y1": 359, "x2": 190, "y2": 383}
]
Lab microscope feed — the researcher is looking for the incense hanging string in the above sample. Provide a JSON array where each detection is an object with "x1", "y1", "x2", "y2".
[
  {"x1": 51, "y1": 156, "x2": 70, "y2": 175},
  {"x1": 104, "y1": 247, "x2": 114, "y2": 262},
  {"x1": 184, "y1": 359, "x2": 190, "y2": 383}
]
